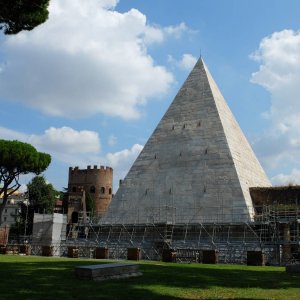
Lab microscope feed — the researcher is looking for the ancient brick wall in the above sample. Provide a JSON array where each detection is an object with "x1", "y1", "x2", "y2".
[{"x1": 68, "y1": 165, "x2": 113, "y2": 218}]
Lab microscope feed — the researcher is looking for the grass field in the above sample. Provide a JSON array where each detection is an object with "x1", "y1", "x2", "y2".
[{"x1": 0, "y1": 255, "x2": 299, "y2": 300}]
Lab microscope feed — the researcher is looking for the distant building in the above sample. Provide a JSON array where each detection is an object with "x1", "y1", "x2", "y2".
[
  {"x1": 54, "y1": 199, "x2": 64, "y2": 214},
  {"x1": 0, "y1": 192, "x2": 26, "y2": 226},
  {"x1": 1, "y1": 203, "x2": 19, "y2": 226},
  {"x1": 67, "y1": 165, "x2": 113, "y2": 223}
]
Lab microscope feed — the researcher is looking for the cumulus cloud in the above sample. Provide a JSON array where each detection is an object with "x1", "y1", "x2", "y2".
[
  {"x1": 271, "y1": 169, "x2": 300, "y2": 186},
  {"x1": 0, "y1": 126, "x2": 100, "y2": 165},
  {"x1": 0, "y1": 125, "x2": 143, "y2": 191},
  {"x1": 105, "y1": 143, "x2": 143, "y2": 188},
  {"x1": 168, "y1": 53, "x2": 197, "y2": 71},
  {"x1": 143, "y1": 25, "x2": 164, "y2": 44},
  {"x1": 0, "y1": 0, "x2": 177, "y2": 120},
  {"x1": 178, "y1": 53, "x2": 197, "y2": 70},
  {"x1": 30, "y1": 127, "x2": 100, "y2": 155},
  {"x1": 164, "y1": 22, "x2": 188, "y2": 39},
  {"x1": 251, "y1": 30, "x2": 300, "y2": 123},
  {"x1": 251, "y1": 29, "x2": 300, "y2": 184}
]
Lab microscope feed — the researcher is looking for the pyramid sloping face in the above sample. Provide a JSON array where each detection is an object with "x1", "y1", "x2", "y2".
[{"x1": 104, "y1": 58, "x2": 271, "y2": 224}]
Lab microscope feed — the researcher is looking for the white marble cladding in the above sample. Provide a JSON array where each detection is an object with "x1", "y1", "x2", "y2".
[
  {"x1": 32, "y1": 213, "x2": 67, "y2": 255},
  {"x1": 104, "y1": 58, "x2": 271, "y2": 224}
]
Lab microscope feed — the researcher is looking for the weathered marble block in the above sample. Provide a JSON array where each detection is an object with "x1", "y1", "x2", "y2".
[
  {"x1": 75, "y1": 263, "x2": 142, "y2": 281},
  {"x1": 286, "y1": 264, "x2": 300, "y2": 273}
]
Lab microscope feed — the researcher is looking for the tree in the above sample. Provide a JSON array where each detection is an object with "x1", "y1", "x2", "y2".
[
  {"x1": 27, "y1": 175, "x2": 57, "y2": 214},
  {"x1": 0, "y1": 0, "x2": 50, "y2": 35},
  {"x1": 10, "y1": 176, "x2": 57, "y2": 237},
  {"x1": 0, "y1": 139, "x2": 51, "y2": 224},
  {"x1": 60, "y1": 187, "x2": 69, "y2": 214},
  {"x1": 9, "y1": 201, "x2": 33, "y2": 239}
]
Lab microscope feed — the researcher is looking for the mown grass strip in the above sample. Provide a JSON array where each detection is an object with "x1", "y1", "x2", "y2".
[{"x1": 0, "y1": 255, "x2": 299, "y2": 299}]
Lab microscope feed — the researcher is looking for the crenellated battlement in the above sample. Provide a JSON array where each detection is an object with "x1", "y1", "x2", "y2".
[{"x1": 69, "y1": 165, "x2": 113, "y2": 174}]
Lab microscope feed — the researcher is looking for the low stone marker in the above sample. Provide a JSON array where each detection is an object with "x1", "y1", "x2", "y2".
[
  {"x1": 94, "y1": 247, "x2": 109, "y2": 259},
  {"x1": 68, "y1": 246, "x2": 79, "y2": 258},
  {"x1": 162, "y1": 249, "x2": 177, "y2": 262},
  {"x1": 75, "y1": 263, "x2": 142, "y2": 281},
  {"x1": 202, "y1": 250, "x2": 218, "y2": 264},
  {"x1": 286, "y1": 264, "x2": 300, "y2": 273},
  {"x1": 42, "y1": 245, "x2": 53, "y2": 256},
  {"x1": 127, "y1": 248, "x2": 141, "y2": 260},
  {"x1": 20, "y1": 245, "x2": 31, "y2": 256},
  {"x1": 247, "y1": 251, "x2": 265, "y2": 266}
]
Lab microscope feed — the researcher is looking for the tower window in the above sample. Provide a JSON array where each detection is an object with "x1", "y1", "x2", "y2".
[
  {"x1": 72, "y1": 186, "x2": 77, "y2": 193},
  {"x1": 109, "y1": 188, "x2": 112, "y2": 195},
  {"x1": 100, "y1": 187, "x2": 105, "y2": 194}
]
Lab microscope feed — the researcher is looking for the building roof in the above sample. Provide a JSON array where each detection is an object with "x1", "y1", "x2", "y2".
[{"x1": 250, "y1": 186, "x2": 300, "y2": 206}]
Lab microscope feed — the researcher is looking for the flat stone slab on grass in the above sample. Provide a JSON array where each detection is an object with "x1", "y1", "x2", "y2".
[
  {"x1": 286, "y1": 264, "x2": 300, "y2": 273},
  {"x1": 75, "y1": 263, "x2": 142, "y2": 281}
]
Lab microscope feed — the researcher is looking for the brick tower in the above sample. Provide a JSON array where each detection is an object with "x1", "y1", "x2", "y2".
[{"x1": 67, "y1": 165, "x2": 113, "y2": 222}]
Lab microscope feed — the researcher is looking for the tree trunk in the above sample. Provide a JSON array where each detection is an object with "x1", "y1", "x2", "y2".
[{"x1": 0, "y1": 192, "x2": 9, "y2": 225}]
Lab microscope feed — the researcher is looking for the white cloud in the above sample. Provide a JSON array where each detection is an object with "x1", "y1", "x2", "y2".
[
  {"x1": 164, "y1": 22, "x2": 188, "y2": 39},
  {"x1": 168, "y1": 53, "x2": 197, "y2": 71},
  {"x1": 0, "y1": 0, "x2": 175, "y2": 120},
  {"x1": 106, "y1": 143, "x2": 143, "y2": 170},
  {"x1": 178, "y1": 53, "x2": 197, "y2": 70},
  {"x1": 0, "y1": 126, "x2": 100, "y2": 166},
  {"x1": 105, "y1": 143, "x2": 143, "y2": 188},
  {"x1": 29, "y1": 127, "x2": 100, "y2": 155},
  {"x1": 271, "y1": 169, "x2": 300, "y2": 186},
  {"x1": 143, "y1": 25, "x2": 164, "y2": 44},
  {"x1": 251, "y1": 29, "x2": 300, "y2": 124},
  {"x1": 251, "y1": 29, "x2": 300, "y2": 184},
  {"x1": 98, "y1": 0, "x2": 119, "y2": 9},
  {"x1": 140, "y1": 21, "x2": 191, "y2": 45},
  {"x1": 0, "y1": 125, "x2": 143, "y2": 191}
]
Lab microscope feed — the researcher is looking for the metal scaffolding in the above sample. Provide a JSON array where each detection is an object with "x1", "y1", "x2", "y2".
[
  {"x1": 5, "y1": 203, "x2": 299, "y2": 265},
  {"x1": 54, "y1": 203, "x2": 300, "y2": 265}
]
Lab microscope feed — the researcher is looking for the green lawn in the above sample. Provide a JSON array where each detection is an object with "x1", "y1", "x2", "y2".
[{"x1": 0, "y1": 255, "x2": 299, "y2": 300}]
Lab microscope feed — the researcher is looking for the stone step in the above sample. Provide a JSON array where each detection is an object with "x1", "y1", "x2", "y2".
[{"x1": 75, "y1": 263, "x2": 142, "y2": 281}]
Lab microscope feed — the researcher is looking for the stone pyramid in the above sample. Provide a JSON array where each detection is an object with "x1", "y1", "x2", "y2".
[{"x1": 105, "y1": 58, "x2": 271, "y2": 224}]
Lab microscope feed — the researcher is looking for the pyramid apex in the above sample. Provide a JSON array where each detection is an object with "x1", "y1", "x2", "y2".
[
  {"x1": 194, "y1": 55, "x2": 205, "y2": 66},
  {"x1": 104, "y1": 57, "x2": 271, "y2": 224}
]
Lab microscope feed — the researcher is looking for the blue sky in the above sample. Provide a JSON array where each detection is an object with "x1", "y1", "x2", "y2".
[{"x1": 1, "y1": 0, "x2": 300, "y2": 191}]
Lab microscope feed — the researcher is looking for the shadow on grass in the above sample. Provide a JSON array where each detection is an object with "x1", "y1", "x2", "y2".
[{"x1": 0, "y1": 256, "x2": 299, "y2": 300}]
